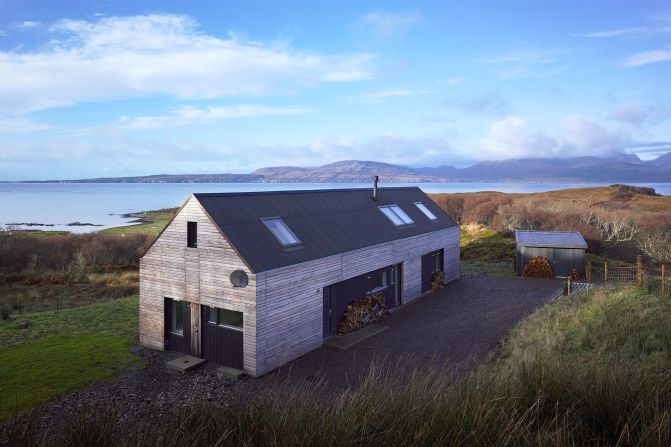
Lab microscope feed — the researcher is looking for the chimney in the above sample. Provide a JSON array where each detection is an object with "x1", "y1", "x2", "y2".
[{"x1": 372, "y1": 175, "x2": 379, "y2": 201}]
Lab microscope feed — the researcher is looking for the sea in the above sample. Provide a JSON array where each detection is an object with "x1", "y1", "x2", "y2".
[{"x1": 1, "y1": 182, "x2": 670, "y2": 233}]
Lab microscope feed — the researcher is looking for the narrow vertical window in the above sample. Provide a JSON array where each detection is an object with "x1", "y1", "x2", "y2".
[
  {"x1": 172, "y1": 300, "x2": 184, "y2": 336},
  {"x1": 187, "y1": 221, "x2": 197, "y2": 248}
]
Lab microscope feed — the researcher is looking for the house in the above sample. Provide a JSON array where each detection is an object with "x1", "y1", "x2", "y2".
[
  {"x1": 139, "y1": 183, "x2": 460, "y2": 376},
  {"x1": 515, "y1": 230, "x2": 587, "y2": 278}
]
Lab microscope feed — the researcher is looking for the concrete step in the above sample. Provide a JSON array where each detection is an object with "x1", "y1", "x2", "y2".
[
  {"x1": 217, "y1": 366, "x2": 245, "y2": 380},
  {"x1": 166, "y1": 355, "x2": 206, "y2": 373}
]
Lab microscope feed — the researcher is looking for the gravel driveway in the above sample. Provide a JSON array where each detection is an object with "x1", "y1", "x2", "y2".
[{"x1": 259, "y1": 276, "x2": 562, "y2": 391}]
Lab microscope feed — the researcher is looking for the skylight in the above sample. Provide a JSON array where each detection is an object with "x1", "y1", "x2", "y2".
[
  {"x1": 262, "y1": 217, "x2": 301, "y2": 246},
  {"x1": 379, "y1": 205, "x2": 414, "y2": 226},
  {"x1": 414, "y1": 202, "x2": 438, "y2": 221}
]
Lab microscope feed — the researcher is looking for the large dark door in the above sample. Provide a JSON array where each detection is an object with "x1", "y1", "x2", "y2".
[
  {"x1": 201, "y1": 305, "x2": 244, "y2": 370},
  {"x1": 164, "y1": 298, "x2": 191, "y2": 354},
  {"x1": 323, "y1": 263, "x2": 400, "y2": 338},
  {"x1": 421, "y1": 249, "x2": 444, "y2": 293}
]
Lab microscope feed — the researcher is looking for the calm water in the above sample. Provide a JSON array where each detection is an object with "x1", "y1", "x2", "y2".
[{"x1": 1, "y1": 182, "x2": 670, "y2": 233}]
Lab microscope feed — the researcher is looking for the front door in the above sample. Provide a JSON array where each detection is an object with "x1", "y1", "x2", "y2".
[
  {"x1": 201, "y1": 305, "x2": 244, "y2": 370},
  {"x1": 164, "y1": 298, "x2": 191, "y2": 354}
]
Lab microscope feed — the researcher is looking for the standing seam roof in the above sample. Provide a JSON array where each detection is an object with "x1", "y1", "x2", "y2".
[{"x1": 515, "y1": 230, "x2": 588, "y2": 249}]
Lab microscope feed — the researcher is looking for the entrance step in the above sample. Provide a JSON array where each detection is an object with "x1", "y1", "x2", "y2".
[
  {"x1": 323, "y1": 324, "x2": 389, "y2": 350},
  {"x1": 217, "y1": 366, "x2": 245, "y2": 380},
  {"x1": 166, "y1": 355, "x2": 206, "y2": 373}
]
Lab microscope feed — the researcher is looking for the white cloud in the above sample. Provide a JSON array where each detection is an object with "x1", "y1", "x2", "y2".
[
  {"x1": 623, "y1": 46, "x2": 671, "y2": 66},
  {"x1": 17, "y1": 21, "x2": 41, "y2": 29},
  {"x1": 0, "y1": 117, "x2": 51, "y2": 133},
  {"x1": 120, "y1": 104, "x2": 314, "y2": 129},
  {"x1": 351, "y1": 88, "x2": 430, "y2": 104},
  {"x1": 611, "y1": 103, "x2": 648, "y2": 126},
  {"x1": 481, "y1": 50, "x2": 567, "y2": 80},
  {"x1": 480, "y1": 115, "x2": 627, "y2": 160},
  {"x1": 575, "y1": 26, "x2": 671, "y2": 38},
  {"x1": 355, "y1": 11, "x2": 421, "y2": 41},
  {"x1": 0, "y1": 14, "x2": 374, "y2": 113}
]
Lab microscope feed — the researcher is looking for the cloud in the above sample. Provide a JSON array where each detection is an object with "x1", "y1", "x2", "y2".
[
  {"x1": 575, "y1": 26, "x2": 671, "y2": 38},
  {"x1": 0, "y1": 116, "x2": 52, "y2": 133},
  {"x1": 481, "y1": 50, "x2": 567, "y2": 79},
  {"x1": 17, "y1": 21, "x2": 41, "y2": 29},
  {"x1": 611, "y1": 103, "x2": 649, "y2": 126},
  {"x1": 0, "y1": 14, "x2": 374, "y2": 113},
  {"x1": 623, "y1": 46, "x2": 671, "y2": 66},
  {"x1": 351, "y1": 88, "x2": 430, "y2": 104},
  {"x1": 480, "y1": 115, "x2": 628, "y2": 160},
  {"x1": 120, "y1": 104, "x2": 314, "y2": 129},
  {"x1": 354, "y1": 11, "x2": 421, "y2": 41}
]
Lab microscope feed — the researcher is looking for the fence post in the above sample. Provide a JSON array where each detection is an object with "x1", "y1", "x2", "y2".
[
  {"x1": 663, "y1": 265, "x2": 667, "y2": 296},
  {"x1": 604, "y1": 262, "x2": 608, "y2": 285},
  {"x1": 568, "y1": 276, "x2": 572, "y2": 295},
  {"x1": 587, "y1": 261, "x2": 592, "y2": 283},
  {"x1": 637, "y1": 255, "x2": 643, "y2": 288}
]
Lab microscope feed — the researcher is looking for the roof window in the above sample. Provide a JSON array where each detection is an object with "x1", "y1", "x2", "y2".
[
  {"x1": 261, "y1": 217, "x2": 301, "y2": 247},
  {"x1": 379, "y1": 205, "x2": 414, "y2": 226},
  {"x1": 414, "y1": 202, "x2": 438, "y2": 221}
]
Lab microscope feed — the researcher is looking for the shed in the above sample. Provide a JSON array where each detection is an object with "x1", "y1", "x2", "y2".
[{"x1": 515, "y1": 230, "x2": 587, "y2": 278}]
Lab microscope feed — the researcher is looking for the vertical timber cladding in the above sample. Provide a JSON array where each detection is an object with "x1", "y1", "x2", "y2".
[
  {"x1": 139, "y1": 196, "x2": 258, "y2": 375},
  {"x1": 255, "y1": 226, "x2": 460, "y2": 376},
  {"x1": 323, "y1": 263, "x2": 400, "y2": 338}
]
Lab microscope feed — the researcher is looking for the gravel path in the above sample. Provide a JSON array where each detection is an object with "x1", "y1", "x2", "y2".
[
  {"x1": 258, "y1": 276, "x2": 563, "y2": 391},
  {"x1": 1, "y1": 276, "x2": 562, "y2": 442}
]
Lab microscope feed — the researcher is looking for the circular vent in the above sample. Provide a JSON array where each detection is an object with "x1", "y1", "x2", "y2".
[{"x1": 230, "y1": 270, "x2": 249, "y2": 288}]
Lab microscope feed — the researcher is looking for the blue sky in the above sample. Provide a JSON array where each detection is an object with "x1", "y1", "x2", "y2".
[{"x1": 1, "y1": 0, "x2": 671, "y2": 180}]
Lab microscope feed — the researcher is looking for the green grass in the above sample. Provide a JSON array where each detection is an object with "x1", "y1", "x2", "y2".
[
  {"x1": 0, "y1": 296, "x2": 139, "y2": 348},
  {"x1": 100, "y1": 208, "x2": 176, "y2": 236},
  {"x1": 10, "y1": 286, "x2": 670, "y2": 446},
  {"x1": 0, "y1": 297, "x2": 140, "y2": 419},
  {"x1": 0, "y1": 333, "x2": 140, "y2": 419},
  {"x1": 460, "y1": 224, "x2": 516, "y2": 276}
]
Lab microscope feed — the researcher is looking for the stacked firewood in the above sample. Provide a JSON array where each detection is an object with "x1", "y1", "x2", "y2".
[
  {"x1": 522, "y1": 256, "x2": 554, "y2": 278},
  {"x1": 569, "y1": 268, "x2": 581, "y2": 280},
  {"x1": 337, "y1": 292, "x2": 388, "y2": 335},
  {"x1": 431, "y1": 271, "x2": 445, "y2": 292}
]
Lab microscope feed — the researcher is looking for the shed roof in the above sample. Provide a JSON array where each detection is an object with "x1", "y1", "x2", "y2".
[
  {"x1": 193, "y1": 187, "x2": 457, "y2": 273},
  {"x1": 515, "y1": 230, "x2": 587, "y2": 249}
]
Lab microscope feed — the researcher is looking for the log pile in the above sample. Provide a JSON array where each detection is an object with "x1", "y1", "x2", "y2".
[
  {"x1": 569, "y1": 268, "x2": 581, "y2": 281},
  {"x1": 522, "y1": 256, "x2": 554, "y2": 278},
  {"x1": 337, "y1": 292, "x2": 388, "y2": 335},
  {"x1": 431, "y1": 271, "x2": 445, "y2": 292}
]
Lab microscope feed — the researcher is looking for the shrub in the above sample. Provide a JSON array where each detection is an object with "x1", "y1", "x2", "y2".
[{"x1": 522, "y1": 256, "x2": 554, "y2": 278}]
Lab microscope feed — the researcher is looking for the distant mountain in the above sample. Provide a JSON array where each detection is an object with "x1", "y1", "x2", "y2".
[{"x1": 33, "y1": 152, "x2": 671, "y2": 183}]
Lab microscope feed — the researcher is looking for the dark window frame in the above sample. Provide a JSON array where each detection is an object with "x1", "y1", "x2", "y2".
[
  {"x1": 187, "y1": 221, "x2": 198, "y2": 248},
  {"x1": 205, "y1": 306, "x2": 244, "y2": 332},
  {"x1": 171, "y1": 300, "x2": 185, "y2": 336}
]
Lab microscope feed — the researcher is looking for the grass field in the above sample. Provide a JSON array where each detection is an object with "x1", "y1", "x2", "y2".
[
  {"x1": 460, "y1": 224, "x2": 516, "y2": 276},
  {"x1": 0, "y1": 297, "x2": 140, "y2": 419},
  {"x1": 100, "y1": 208, "x2": 177, "y2": 236}
]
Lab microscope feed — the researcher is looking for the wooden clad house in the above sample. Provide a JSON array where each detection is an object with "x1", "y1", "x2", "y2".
[{"x1": 139, "y1": 185, "x2": 460, "y2": 376}]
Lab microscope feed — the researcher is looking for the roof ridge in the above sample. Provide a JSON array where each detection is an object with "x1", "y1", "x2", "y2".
[{"x1": 192, "y1": 186, "x2": 421, "y2": 198}]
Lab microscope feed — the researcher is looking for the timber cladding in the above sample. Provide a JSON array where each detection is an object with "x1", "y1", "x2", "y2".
[
  {"x1": 139, "y1": 188, "x2": 461, "y2": 377},
  {"x1": 140, "y1": 196, "x2": 258, "y2": 375}
]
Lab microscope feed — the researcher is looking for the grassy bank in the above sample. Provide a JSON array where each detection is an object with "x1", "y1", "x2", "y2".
[
  {"x1": 100, "y1": 208, "x2": 177, "y2": 236},
  {"x1": 0, "y1": 297, "x2": 140, "y2": 419},
  {"x1": 6, "y1": 286, "x2": 670, "y2": 446}
]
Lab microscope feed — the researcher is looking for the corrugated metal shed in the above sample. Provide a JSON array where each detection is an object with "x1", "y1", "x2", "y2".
[
  {"x1": 515, "y1": 230, "x2": 587, "y2": 249},
  {"x1": 194, "y1": 187, "x2": 457, "y2": 273}
]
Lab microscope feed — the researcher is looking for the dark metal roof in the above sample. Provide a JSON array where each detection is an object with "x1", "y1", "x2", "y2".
[
  {"x1": 194, "y1": 187, "x2": 458, "y2": 273},
  {"x1": 515, "y1": 230, "x2": 587, "y2": 249}
]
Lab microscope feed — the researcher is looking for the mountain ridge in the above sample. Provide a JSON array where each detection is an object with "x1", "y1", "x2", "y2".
[{"x1": 29, "y1": 152, "x2": 671, "y2": 183}]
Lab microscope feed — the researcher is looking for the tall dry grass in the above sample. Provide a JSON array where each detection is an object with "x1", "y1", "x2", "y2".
[{"x1": 4, "y1": 287, "x2": 670, "y2": 446}]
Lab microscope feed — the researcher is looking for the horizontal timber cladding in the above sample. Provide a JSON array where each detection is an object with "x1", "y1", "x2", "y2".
[
  {"x1": 139, "y1": 196, "x2": 259, "y2": 376},
  {"x1": 254, "y1": 225, "x2": 460, "y2": 375}
]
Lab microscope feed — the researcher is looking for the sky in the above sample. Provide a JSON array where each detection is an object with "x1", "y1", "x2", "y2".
[{"x1": 1, "y1": 0, "x2": 671, "y2": 180}]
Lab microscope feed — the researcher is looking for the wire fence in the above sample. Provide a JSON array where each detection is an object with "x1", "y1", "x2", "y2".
[{"x1": 585, "y1": 257, "x2": 670, "y2": 298}]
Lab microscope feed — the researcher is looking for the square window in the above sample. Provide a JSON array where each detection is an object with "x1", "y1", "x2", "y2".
[{"x1": 217, "y1": 308, "x2": 243, "y2": 329}]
